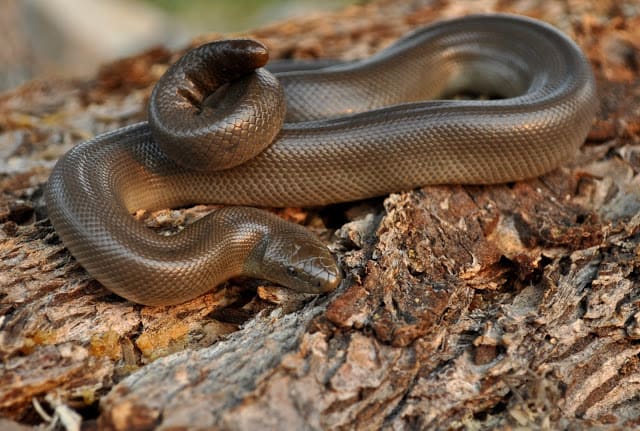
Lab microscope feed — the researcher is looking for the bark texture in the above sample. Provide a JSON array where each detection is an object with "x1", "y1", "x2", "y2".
[{"x1": 2, "y1": 0, "x2": 640, "y2": 429}]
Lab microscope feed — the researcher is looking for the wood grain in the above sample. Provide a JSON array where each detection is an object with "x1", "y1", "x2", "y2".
[{"x1": 2, "y1": 0, "x2": 640, "y2": 429}]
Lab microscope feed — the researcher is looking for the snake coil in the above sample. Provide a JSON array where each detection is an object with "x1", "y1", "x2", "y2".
[{"x1": 46, "y1": 14, "x2": 597, "y2": 305}]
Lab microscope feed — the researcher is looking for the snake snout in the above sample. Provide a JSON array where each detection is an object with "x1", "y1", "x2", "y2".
[
  {"x1": 309, "y1": 254, "x2": 343, "y2": 294},
  {"x1": 281, "y1": 248, "x2": 343, "y2": 294},
  {"x1": 253, "y1": 221, "x2": 342, "y2": 295}
]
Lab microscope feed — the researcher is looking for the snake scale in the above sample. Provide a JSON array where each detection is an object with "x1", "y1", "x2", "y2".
[{"x1": 46, "y1": 14, "x2": 597, "y2": 305}]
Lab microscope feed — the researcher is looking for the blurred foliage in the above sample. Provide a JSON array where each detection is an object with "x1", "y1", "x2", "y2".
[{"x1": 140, "y1": 0, "x2": 357, "y2": 32}]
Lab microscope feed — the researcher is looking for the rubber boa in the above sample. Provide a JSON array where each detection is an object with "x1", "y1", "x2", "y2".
[{"x1": 46, "y1": 14, "x2": 597, "y2": 305}]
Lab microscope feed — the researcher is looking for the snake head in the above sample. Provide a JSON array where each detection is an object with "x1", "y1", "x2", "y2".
[{"x1": 249, "y1": 222, "x2": 342, "y2": 294}]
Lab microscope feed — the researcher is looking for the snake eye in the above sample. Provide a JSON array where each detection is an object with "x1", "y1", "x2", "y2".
[{"x1": 286, "y1": 266, "x2": 296, "y2": 276}]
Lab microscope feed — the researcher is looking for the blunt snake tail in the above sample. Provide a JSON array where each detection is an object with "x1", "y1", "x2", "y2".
[{"x1": 46, "y1": 14, "x2": 598, "y2": 305}]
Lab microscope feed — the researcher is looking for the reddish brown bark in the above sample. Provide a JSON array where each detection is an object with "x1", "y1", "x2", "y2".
[{"x1": 2, "y1": 0, "x2": 640, "y2": 429}]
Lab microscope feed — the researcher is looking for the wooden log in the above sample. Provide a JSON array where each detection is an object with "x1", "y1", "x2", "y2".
[{"x1": 1, "y1": 0, "x2": 640, "y2": 429}]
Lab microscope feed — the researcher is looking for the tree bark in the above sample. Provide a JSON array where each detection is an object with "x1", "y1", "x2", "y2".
[{"x1": 2, "y1": 0, "x2": 640, "y2": 429}]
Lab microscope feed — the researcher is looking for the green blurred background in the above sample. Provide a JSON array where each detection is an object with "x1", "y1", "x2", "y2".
[
  {"x1": 142, "y1": 0, "x2": 356, "y2": 33},
  {"x1": 0, "y1": 0, "x2": 358, "y2": 91}
]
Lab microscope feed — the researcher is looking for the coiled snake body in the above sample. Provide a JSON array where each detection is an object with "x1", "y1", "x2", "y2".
[{"x1": 46, "y1": 14, "x2": 597, "y2": 305}]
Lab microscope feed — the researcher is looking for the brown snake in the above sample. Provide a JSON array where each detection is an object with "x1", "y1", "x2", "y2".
[{"x1": 46, "y1": 14, "x2": 597, "y2": 305}]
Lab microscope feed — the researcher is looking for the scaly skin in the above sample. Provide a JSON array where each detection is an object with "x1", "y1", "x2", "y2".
[{"x1": 46, "y1": 14, "x2": 597, "y2": 305}]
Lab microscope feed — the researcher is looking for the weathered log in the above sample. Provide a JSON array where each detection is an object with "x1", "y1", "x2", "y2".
[{"x1": 2, "y1": 0, "x2": 640, "y2": 429}]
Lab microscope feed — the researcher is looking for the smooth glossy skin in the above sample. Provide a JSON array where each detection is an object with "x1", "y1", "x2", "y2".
[{"x1": 46, "y1": 14, "x2": 597, "y2": 305}]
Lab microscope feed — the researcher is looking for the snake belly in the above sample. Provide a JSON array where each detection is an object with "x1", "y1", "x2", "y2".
[{"x1": 45, "y1": 14, "x2": 598, "y2": 305}]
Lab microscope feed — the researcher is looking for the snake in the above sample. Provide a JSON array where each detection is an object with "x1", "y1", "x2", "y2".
[{"x1": 45, "y1": 14, "x2": 597, "y2": 306}]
